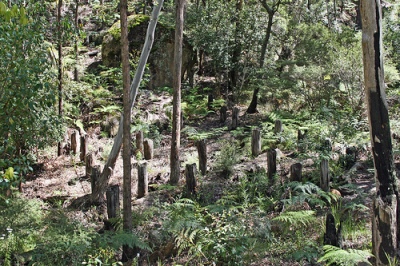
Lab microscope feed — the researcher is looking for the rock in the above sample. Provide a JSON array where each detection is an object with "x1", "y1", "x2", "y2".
[{"x1": 102, "y1": 14, "x2": 196, "y2": 89}]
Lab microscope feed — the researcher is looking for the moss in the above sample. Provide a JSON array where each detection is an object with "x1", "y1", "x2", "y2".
[{"x1": 107, "y1": 14, "x2": 150, "y2": 40}]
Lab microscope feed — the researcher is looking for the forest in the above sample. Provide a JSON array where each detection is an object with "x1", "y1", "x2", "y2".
[{"x1": 1, "y1": 0, "x2": 400, "y2": 265}]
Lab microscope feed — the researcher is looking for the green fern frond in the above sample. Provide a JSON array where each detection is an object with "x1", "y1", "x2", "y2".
[
  {"x1": 272, "y1": 210, "x2": 316, "y2": 227},
  {"x1": 318, "y1": 245, "x2": 373, "y2": 266}
]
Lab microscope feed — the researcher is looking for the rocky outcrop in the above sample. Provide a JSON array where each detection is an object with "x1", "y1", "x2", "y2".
[{"x1": 102, "y1": 14, "x2": 196, "y2": 89}]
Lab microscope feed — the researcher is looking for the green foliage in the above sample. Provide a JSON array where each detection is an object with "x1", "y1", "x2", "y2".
[
  {"x1": 0, "y1": 1, "x2": 63, "y2": 158},
  {"x1": 0, "y1": 197, "x2": 149, "y2": 265},
  {"x1": 272, "y1": 210, "x2": 316, "y2": 230},
  {"x1": 318, "y1": 245, "x2": 373, "y2": 266},
  {"x1": 283, "y1": 181, "x2": 339, "y2": 209},
  {"x1": 214, "y1": 140, "x2": 241, "y2": 178},
  {"x1": 162, "y1": 198, "x2": 264, "y2": 265}
]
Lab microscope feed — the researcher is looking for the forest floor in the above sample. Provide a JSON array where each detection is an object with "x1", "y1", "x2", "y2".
[
  {"x1": 17, "y1": 3, "x2": 380, "y2": 264},
  {"x1": 20, "y1": 93, "x2": 378, "y2": 265}
]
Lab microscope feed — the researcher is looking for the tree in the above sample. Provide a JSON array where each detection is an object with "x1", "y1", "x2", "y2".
[
  {"x1": 0, "y1": 2, "x2": 62, "y2": 161},
  {"x1": 170, "y1": 0, "x2": 186, "y2": 185},
  {"x1": 120, "y1": 0, "x2": 133, "y2": 261},
  {"x1": 361, "y1": 0, "x2": 399, "y2": 264},
  {"x1": 91, "y1": 0, "x2": 164, "y2": 204},
  {"x1": 57, "y1": 0, "x2": 63, "y2": 156}
]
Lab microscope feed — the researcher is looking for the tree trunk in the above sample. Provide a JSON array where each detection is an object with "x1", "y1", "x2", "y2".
[
  {"x1": 85, "y1": 152, "x2": 94, "y2": 178},
  {"x1": 290, "y1": 163, "x2": 302, "y2": 182},
  {"x1": 144, "y1": 139, "x2": 154, "y2": 160},
  {"x1": 121, "y1": 0, "x2": 133, "y2": 260},
  {"x1": 106, "y1": 185, "x2": 120, "y2": 220},
  {"x1": 71, "y1": 130, "x2": 79, "y2": 154},
  {"x1": 137, "y1": 162, "x2": 148, "y2": 198},
  {"x1": 259, "y1": 6, "x2": 274, "y2": 69},
  {"x1": 361, "y1": 0, "x2": 399, "y2": 264},
  {"x1": 274, "y1": 120, "x2": 283, "y2": 134},
  {"x1": 136, "y1": 131, "x2": 144, "y2": 156},
  {"x1": 57, "y1": 0, "x2": 63, "y2": 157},
  {"x1": 185, "y1": 163, "x2": 197, "y2": 195},
  {"x1": 267, "y1": 149, "x2": 277, "y2": 182},
  {"x1": 91, "y1": 165, "x2": 101, "y2": 194},
  {"x1": 220, "y1": 106, "x2": 228, "y2": 123},
  {"x1": 251, "y1": 128, "x2": 261, "y2": 157},
  {"x1": 231, "y1": 107, "x2": 239, "y2": 130},
  {"x1": 80, "y1": 134, "x2": 88, "y2": 162},
  {"x1": 170, "y1": 0, "x2": 186, "y2": 185},
  {"x1": 229, "y1": 0, "x2": 243, "y2": 90},
  {"x1": 92, "y1": 0, "x2": 164, "y2": 204},
  {"x1": 196, "y1": 139, "x2": 207, "y2": 175},
  {"x1": 246, "y1": 88, "x2": 259, "y2": 114},
  {"x1": 320, "y1": 159, "x2": 329, "y2": 192},
  {"x1": 74, "y1": 0, "x2": 79, "y2": 81}
]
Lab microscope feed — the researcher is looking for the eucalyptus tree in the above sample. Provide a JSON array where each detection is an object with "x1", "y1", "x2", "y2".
[
  {"x1": 361, "y1": 0, "x2": 399, "y2": 264},
  {"x1": 170, "y1": 0, "x2": 186, "y2": 185},
  {"x1": 92, "y1": 0, "x2": 164, "y2": 204}
]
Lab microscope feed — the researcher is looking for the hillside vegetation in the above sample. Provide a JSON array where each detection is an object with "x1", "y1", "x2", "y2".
[{"x1": 1, "y1": 0, "x2": 400, "y2": 265}]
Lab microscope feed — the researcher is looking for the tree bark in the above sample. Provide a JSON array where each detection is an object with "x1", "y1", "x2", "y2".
[
  {"x1": 92, "y1": 0, "x2": 164, "y2": 204},
  {"x1": 170, "y1": 0, "x2": 186, "y2": 185},
  {"x1": 185, "y1": 163, "x2": 197, "y2": 195},
  {"x1": 136, "y1": 131, "x2": 144, "y2": 156},
  {"x1": 246, "y1": 88, "x2": 259, "y2": 114},
  {"x1": 57, "y1": 0, "x2": 63, "y2": 157},
  {"x1": 251, "y1": 128, "x2": 261, "y2": 157},
  {"x1": 274, "y1": 120, "x2": 283, "y2": 134},
  {"x1": 220, "y1": 106, "x2": 228, "y2": 123},
  {"x1": 137, "y1": 162, "x2": 148, "y2": 198},
  {"x1": 231, "y1": 107, "x2": 240, "y2": 130},
  {"x1": 74, "y1": 0, "x2": 79, "y2": 81},
  {"x1": 71, "y1": 130, "x2": 79, "y2": 154},
  {"x1": 361, "y1": 0, "x2": 399, "y2": 264},
  {"x1": 121, "y1": 0, "x2": 133, "y2": 260},
  {"x1": 320, "y1": 159, "x2": 329, "y2": 192},
  {"x1": 290, "y1": 163, "x2": 302, "y2": 182},
  {"x1": 85, "y1": 152, "x2": 94, "y2": 178},
  {"x1": 144, "y1": 138, "x2": 154, "y2": 160},
  {"x1": 80, "y1": 134, "x2": 88, "y2": 162},
  {"x1": 106, "y1": 185, "x2": 120, "y2": 220},
  {"x1": 267, "y1": 149, "x2": 277, "y2": 182},
  {"x1": 196, "y1": 139, "x2": 207, "y2": 175},
  {"x1": 91, "y1": 165, "x2": 101, "y2": 194}
]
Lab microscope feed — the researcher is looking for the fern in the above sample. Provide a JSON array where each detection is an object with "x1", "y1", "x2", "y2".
[
  {"x1": 272, "y1": 210, "x2": 316, "y2": 228},
  {"x1": 98, "y1": 230, "x2": 151, "y2": 252},
  {"x1": 318, "y1": 245, "x2": 373, "y2": 266}
]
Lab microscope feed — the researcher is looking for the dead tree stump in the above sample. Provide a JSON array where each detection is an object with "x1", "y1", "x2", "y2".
[
  {"x1": 251, "y1": 128, "x2": 261, "y2": 157},
  {"x1": 323, "y1": 138, "x2": 332, "y2": 153},
  {"x1": 143, "y1": 139, "x2": 154, "y2": 160},
  {"x1": 320, "y1": 159, "x2": 329, "y2": 192},
  {"x1": 297, "y1": 129, "x2": 308, "y2": 153},
  {"x1": 290, "y1": 163, "x2": 302, "y2": 182},
  {"x1": 324, "y1": 213, "x2": 341, "y2": 247},
  {"x1": 91, "y1": 165, "x2": 101, "y2": 194},
  {"x1": 136, "y1": 131, "x2": 144, "y2": 156},
  {"x1": 220, "y1": 106, "x2": 228, "y2": 123},
  {"x1": 231, "y1": 107, "x2": 239, "y2": 130},
  {"x1": 185, "y1": 163, "x2": 197, "y2": 195},
  {"x1": 80, "y1": 134, "x2": 88, "y2": 162},
  {"x1": 208, "y1": 94, "x2": 214, "y2": 110},
  {"x1": 106, "y1": 185, "x2": 120, "y2": 219},
  {"x1": 71, "y1": 130, "x2": 80, "y2": 154},
  {"x1": 196, "y1": 139, "x2": 207, "y2": 175},
  {"x1": 85, "y1": 152, "x2": 94, "y2": 178},
  {"x1": 137, "y1": 162, "x2": 148, "y2": 198},
  {"x1": 274, "y1": 120, "x2": 283, "y2": 134},
  {"x1": 267, "y1": 149, "x2": 277, "y2": 182}
]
